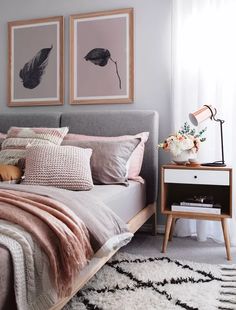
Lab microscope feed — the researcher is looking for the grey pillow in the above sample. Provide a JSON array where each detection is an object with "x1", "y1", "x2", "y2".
[{"x1": 62, "y1": 139, "x2": 140, "y2": 185}]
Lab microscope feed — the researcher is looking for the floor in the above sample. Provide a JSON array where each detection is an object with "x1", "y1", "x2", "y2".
[{"x1": 121, "y1": 232, "x2": 236, "y2": 265}]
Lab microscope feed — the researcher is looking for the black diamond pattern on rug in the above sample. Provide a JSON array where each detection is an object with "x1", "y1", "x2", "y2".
[{"x1": 63, "y1": 254, "x2": 236, "y2": 310}]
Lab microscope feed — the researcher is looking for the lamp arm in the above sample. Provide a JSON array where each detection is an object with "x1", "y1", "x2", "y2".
[
  {"x1": 203, "y1": 104, "x2": 225, "y2": 165},
  {"x1": 219, "y1": 119, "x2": 225, "y2": 165},
  {"x1": 203, "y1": 104, "x2": 225, "y2": 123}
]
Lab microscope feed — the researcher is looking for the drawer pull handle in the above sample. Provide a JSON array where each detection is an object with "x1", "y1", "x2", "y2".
[{"x1": 194, "y1": 175, "x2": 197, "y2": 179}]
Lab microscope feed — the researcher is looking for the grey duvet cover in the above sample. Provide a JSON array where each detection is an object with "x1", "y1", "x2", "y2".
[{"x1": 0, "y1": 184, "x2": 133, "y2": 310}]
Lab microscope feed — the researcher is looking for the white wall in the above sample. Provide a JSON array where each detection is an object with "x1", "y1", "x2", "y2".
[{"x1": 0, "y1": 0, "x2": 172, "y2": 224}]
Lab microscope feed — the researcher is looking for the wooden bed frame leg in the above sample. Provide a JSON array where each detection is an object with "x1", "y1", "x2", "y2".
[{"x1": 162, "y1": 215, "x2": 173, "y2": 253}]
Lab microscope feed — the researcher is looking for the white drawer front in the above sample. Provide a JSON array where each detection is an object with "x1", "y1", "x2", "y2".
[{"x1": 164, "y1": 169, "x2": 230, "y2": 186}]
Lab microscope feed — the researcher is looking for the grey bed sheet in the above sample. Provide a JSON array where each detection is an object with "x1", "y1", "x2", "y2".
[
  {"x1": 89, "y1": 181, "x2": 146, "y2": 223},
  {"x1": 0, "y1": 181, "x2": 145, "y2": 309}
]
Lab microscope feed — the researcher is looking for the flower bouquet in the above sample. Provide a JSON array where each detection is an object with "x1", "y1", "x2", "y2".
[{"x1": 158, "y1": 123, "x2": 207, "y2": 164}]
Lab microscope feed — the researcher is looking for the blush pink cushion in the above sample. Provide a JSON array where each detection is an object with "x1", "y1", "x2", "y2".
[
  {"x1": 24, "y1": 144, "x2": 93, "y2": 190},
  {"x1": 0, "y1": 127, "x2": 69, "y2": 165},
  {"x1": 64, "y1": 132, "x2": 149, "y2": 182}
]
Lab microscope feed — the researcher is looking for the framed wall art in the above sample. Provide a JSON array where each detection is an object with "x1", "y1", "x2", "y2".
[
  {"x1": 70, "y1": 8, "x2": 134, "y2": 105},
  {"x1": 8, "y1": 16, "x2": 64, "y2": 107}
]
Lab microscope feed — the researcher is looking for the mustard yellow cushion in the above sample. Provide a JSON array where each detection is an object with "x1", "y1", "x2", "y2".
[{"x1": 0, "y1": 164, "x2": 22, "y2": 182}]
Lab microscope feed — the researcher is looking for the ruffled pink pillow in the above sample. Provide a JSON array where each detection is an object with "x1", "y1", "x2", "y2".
[{"x1": 64, "y1": 132, "x2": 149, "y2": 182}]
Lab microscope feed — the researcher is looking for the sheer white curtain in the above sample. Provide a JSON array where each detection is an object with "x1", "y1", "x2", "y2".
[{"x1": 171, "y1": 0, "x2": 236, "y2": 245}]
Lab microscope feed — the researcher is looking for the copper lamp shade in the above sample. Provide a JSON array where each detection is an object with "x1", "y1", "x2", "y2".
[
  {"x1": 189, "y1": 105, "x2": 226, "y2": 167},
  {"x1": 189, "y1": 105, "x2": 216, "y2": 126}
]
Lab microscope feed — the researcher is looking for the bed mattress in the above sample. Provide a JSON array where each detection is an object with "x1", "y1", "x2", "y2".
[
  {"x1": 89, "y1": 181, "x2": 146, "y2": 223},
  {"x1": 0, "y1": 181, "x2": 145, "y2": 309}
]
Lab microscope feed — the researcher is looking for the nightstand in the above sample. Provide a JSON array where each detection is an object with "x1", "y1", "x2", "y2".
[{"x1": 161, "y1": 164, "x2": 233, "y2": 260}]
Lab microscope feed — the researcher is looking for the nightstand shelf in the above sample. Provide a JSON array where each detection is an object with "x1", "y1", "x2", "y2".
[{"x1": 161, "y1": 164, "x2": 233, "y2": 260}]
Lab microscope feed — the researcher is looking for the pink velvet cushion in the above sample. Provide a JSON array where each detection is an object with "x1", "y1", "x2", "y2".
[
  {"x1": 24, "y1": 144, "x2": 93, "y2": 191},
  {"x1": 64, "y1": 132, "x2": 149, "y2": 182}
]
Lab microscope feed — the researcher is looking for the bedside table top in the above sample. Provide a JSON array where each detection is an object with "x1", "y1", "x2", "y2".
[{"x1": 162, "y1": 163, "x2": 232, "y2": 171}]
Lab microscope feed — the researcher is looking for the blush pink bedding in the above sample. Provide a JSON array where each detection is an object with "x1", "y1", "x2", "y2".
[
  {"x1": 0, "y1": 189, "x2": 93, "y2": 298},
  {"x1": 0, "y1": 183, "x2": 132, "y2": 310}
]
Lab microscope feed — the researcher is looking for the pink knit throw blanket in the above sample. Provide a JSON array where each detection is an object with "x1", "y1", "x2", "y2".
[{"x1": 0, "y1": 189, "x2": 93, "y2": 297}]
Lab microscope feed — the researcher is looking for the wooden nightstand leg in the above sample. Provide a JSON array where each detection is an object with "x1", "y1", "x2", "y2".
[
  {"x1": 162, "y1": 215, "x2": 173, "y2": 253},
  {"x1": 169, "y1": 218, "x2": 176, "y2": 241},
  {"x1": 221, "y1": 218, "x2": 232, "y2": 261},
  {"x1": 152, "y1": 210, "x2": 157, "y2": 236}
]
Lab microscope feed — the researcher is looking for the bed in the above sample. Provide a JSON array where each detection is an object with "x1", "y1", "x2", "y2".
[{"x1": 0, "y1": 110, "x2": 159, "y2": 310}]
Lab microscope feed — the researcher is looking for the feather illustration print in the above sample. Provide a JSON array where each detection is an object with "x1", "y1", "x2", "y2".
[
  {"x1": 84, "y1": 48, "x2": 122, "y2": 89},
  {"x1": 19, "y1": 45, "x2": 53, "y2": 89}
]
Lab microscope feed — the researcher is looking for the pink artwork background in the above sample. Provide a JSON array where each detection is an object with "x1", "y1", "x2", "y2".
[
  {"x1": 13, "y1": 23, "x2": 58, "y2": 100},
  {"x1": 76, "y1": 16, "x2": 127, "y2": 98}
]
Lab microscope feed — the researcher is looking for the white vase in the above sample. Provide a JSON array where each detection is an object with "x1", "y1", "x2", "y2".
[{"x1": 172, "y1": 150, "x2": 192, "y2": 165}]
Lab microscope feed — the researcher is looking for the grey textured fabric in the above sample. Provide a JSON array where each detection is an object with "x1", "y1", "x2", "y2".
[
  {"x1": 62, "y1": 139, "x2": 140, "y2": 186},
  {"x1": 89, "y1": 181, "x2": 146, "y2": 223},
  {"x1": 0, "y1": 113, "x2": 61, "y2": 133},
  {"x1": 0, "y1": 246, "x2": 16, "y2": 309},
  {"x1": 61, "y1": 110, "x2": 159, "y2": 204}
]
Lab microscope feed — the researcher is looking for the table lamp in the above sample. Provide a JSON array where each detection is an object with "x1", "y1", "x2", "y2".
[{"x1": 189, "y1": 105, "x2": 226, "y2": 167}]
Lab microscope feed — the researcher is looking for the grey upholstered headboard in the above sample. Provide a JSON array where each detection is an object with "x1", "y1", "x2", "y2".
[
  {"x1": 0, "y1": 110, "x2": 159, "y2": 204},
  {"x1": 0, "y1": 113, "x2": 61, "y2": 133},
  {"x1": 61, "y1": 111, "x2": 159, "y2": 204}
]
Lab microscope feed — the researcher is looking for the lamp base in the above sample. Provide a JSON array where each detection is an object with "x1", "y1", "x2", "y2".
[{"x1": 201, "y1": 162, "x2": 226, "y2": 167}]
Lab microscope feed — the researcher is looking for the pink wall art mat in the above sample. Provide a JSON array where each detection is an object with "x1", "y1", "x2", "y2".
[
  {"x1": 70, "y1": 8, "x2": 134, "y2": 104},
  {"x1": 8, "y1": 16, "x2": 64, "y2": 106}
]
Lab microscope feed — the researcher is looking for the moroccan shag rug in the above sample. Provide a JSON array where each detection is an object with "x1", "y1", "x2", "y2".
[{"x1": 63, "y1": 253, "x2": 236, "y2": 310}]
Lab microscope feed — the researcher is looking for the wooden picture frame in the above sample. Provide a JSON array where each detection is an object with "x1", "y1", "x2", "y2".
[
  {"x1": 8, "y1": 16, "x2": 64, "y2": 107},
  {"x1": 70, "y1": 8, "x2": 134, "y2": 105}
]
